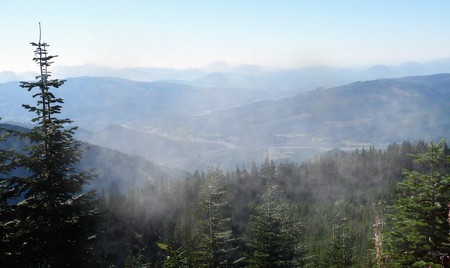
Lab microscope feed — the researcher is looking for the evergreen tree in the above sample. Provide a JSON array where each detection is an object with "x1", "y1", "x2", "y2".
[
  {"x1": 249, "y1": 184, "x2": 305, "y2": 267},
  {"x1": 249, "y1": 159, "x2": 305, "y2": 267},
  {"x1": 385, "y1": 140, "x2": 450, "y2": 267},
  {"x1": 249, "y1": 184, "x2": 284, "y2": 268},
  {"x1": 0, "y1": 27, "x2": 99, "y2": 267},
  {"x1": 163, "y1": 246, "x2": 190, "y2": 268},
  {"x1": 328, "y1": 210, "x2": 354, "y2": 267},
  {"x1": 0, "y1": 122, "x2": 19, "y2": 263},
  {"x1": 194, "y1": 167, "x2": 235, "y2": 267}
]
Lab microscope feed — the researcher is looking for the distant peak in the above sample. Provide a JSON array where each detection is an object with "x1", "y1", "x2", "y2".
[{"x1": 204, "y1": 61, "x2": 232, "y2": 72}]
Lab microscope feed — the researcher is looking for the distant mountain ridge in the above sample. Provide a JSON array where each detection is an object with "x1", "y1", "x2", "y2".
[
  {"x1": 189, "y1": 73, "x2": 450, "y2": 144},
  {"x1": 2, "y1": 73, "x2": 450, "y2": 170},
  {"x1": 4, "y1": 58, "x2": 450, "y2": 90},
  {"x1": 0, "y1": 76, "x2": 280, "y2": 129},
  {"x1": 73, "y1": 73, "x2": 450, "y2": 169}
]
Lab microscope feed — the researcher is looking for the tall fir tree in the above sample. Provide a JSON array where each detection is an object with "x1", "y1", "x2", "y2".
[
  {"x1": 328, "y1": 210, "x2": 354, "y2": 267},
  {"x1": 385, "y1": 140, "x2": 450, "y2": 267},
  {"x1": 0, "y1": 25, "x2": 99, "y2": 267},
  {"x1": 193, "y1": 167, "x2": 236, "y2": 268},
  {"x1": 248, "y1": 158, "x2": 305, "y2": 267}
]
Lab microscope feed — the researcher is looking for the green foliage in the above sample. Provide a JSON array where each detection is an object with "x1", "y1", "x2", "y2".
[
  {"x1": 193, "y1": 167, "x2": 236, "y2": 267},
  {"x1": 0, "y1": 122, "x2": 18, "y2": 264},
  {"x1": 5, "y1": 97, "x2": 442, "y2": 268},
  {"x1": 0, "y1": 38, "x2": 99, "y2": 267},
  {"x1": 248, "y1": 158, "x2": 305, "y2": 268},
  {"x1": 4, "y1": 25, "x2": 450, "y2": 268},
  {"x1": 84, "y1": 140, "x2": 433, "y2": 267},
  {"x1": 385, "y1": 140, "x2": 450, "y2": 267},
  {"x1": 248, "y1": 185, "x2": 285, "y2": 267},
  {"x1": 163, "y1": 246, "x2": 190, "y2": 268},
  {"x1": 328, "y1": 210, "x2": 354, "y2": 267},
  {"x1": 248, "y1": 185, "x2": 304, "y2": 267}
]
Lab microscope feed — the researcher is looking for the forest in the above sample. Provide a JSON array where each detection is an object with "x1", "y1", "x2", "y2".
[
  {"x1": 90, "y1": 140, "x2": 450, "y2": 267},
  {"x1": 2, "y1": 122, "x2": 450, "y2": 267},
  {"x1": 1, "y1": 37, "x2": 450, "y2": 268}
]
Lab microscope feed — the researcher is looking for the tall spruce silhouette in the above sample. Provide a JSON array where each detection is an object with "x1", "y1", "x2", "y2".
[{"x1": 0, "y1": 23, "x2": 99, "y2": 267}]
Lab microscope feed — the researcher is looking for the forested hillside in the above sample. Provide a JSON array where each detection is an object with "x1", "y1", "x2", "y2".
[
  {"x1": 4, "y1": 112, "x2": 449, "y2": 267},
  {"x1": 0, "y1": 123, "x2": 181, "y2": 193},
  {"x1": 92, "y1": 140, "x2": 450, "y2": 267},
  {"x1": 2, "y1": 32, "x2": 450, "y2": 268}
]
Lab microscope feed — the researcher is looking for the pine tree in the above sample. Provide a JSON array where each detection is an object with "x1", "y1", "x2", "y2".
[
  {"x1": 194, "y1": 167, "x2": 235, "y2": 268},
  {"x1": 0, "y1": 25, "x2": 99, "y2": 267},
  {"x1": 329, "y1": 210, "x2": 354, "y2": 267},
  {"x1": 0, "y1": 122, "x2": 19, "y2": 263},
  {"x1": 163, "y1": 246, "x2": 190, "y2": 268},
  {"x1": 248, "y1": 158, "x2": 305, "y2": 267},
  {"x1": 385, "y1": 140, "x2": 450, "y2": 267}
]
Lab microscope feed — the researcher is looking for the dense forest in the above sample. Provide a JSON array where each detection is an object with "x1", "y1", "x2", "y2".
[
  {"x1": 3, "y1": 126, "x2": 450, "y2": 267},
  {"x1": 1, "y1": 36, "x2": 450, "y2": 268},
  {"x1": 91, "y1": 140, "x2": 450, "y2": 267}
]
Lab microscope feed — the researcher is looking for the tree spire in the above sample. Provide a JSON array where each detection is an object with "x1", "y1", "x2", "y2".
[{"x1": 0, "y1": 25, "x2": 99, "y2": 267}]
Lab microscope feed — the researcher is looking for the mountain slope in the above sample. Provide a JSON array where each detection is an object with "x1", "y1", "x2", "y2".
[
  {"x1": 75, "y1": 124, "x2": 229, "y2": 169},
  {"x1": 0, "y1": 123, "x2": 181, "y2": 192},
  {"x1": 3, "y1": 74, "x2": 450, "y2": 170},
  {"x1": 0, "y1": 76, "x2": 284, "y2": 129},
  {"x1": 193, "y1": 73, "x2": 450, "y2": 143},
  {"x1": 78, "y1": 144, "x2": 181, "y2": 192}
]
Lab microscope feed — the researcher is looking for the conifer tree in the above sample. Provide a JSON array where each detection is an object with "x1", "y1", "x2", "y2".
[
  {"x1": 249, "y1": 158, "x2": 304, "y2": 267},
  {"x1": 194, "y1": 167, "x2": 235, "y2": 267},
  {"x1": 0, "y1": 122, "x2": 18, "y2": 262},
  {"x1": 329, "y1": 210, "x2": 354, "y2": 267},
  {"x1": 0, "y1": 25, "x2": 99, "y2": 267},
  {"x1": 248, "y1": 184, "x2": 284, "y2": 268},
  {"x1": 385, "y1": 140, "x2": 450, "y2": 267}
]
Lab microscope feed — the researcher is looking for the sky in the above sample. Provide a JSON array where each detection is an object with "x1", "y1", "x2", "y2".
[{"x1": 2, "y1": 0, "x2": 450, "y2": 73}]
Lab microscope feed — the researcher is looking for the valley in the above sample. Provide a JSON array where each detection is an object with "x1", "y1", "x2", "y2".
[
  {"x1": 1, "y1": 73, "x2": 450, "y2": 170},
  {"x1": 4, "y1": 2, "x2": 450, "y2": 267}
]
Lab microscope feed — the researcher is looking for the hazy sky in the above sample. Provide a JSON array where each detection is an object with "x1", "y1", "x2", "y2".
[{"x1": 2, "y1": 1, "x2": 450, "y2": 72}]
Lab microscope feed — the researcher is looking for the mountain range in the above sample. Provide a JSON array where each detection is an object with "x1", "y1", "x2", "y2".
[
  {"x1": 0, "y1": 76, "x2": 291, "y2": 130},
  {"x1": 4, "y1": 58, "x2": 450, "y2": 85},
  {"x1": 1, "y1": 73, "x2": 450, "y2": 170}
]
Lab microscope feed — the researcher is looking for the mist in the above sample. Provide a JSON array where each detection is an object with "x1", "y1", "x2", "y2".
[
  {"x1": 4, "y1": 0, "x2": 450, "y2": 265},
  {"x1": 2, "y1": 58, "x2": 450, "y2": 266},
  {"x1": 2, "y1": 60, "x2": 450, "y2": 171}
]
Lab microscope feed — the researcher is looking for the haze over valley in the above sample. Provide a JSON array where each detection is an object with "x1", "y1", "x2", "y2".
[
  {"x1": 3, "y1": 2, "x2": 450, "y2": 267},
  {"x1": 3, "y1": 0, "x2": 450, "y2": 172},
  {"x1": 1, "y1": 68, "x2": 449, "y2": 170}
]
